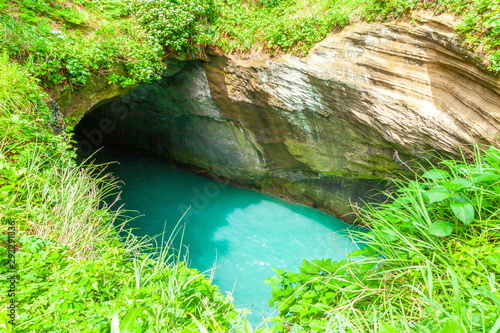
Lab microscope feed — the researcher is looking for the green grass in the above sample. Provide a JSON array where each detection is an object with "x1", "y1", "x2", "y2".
[{"x1": 0, "y1": 0, "x2": 165, "y2": 88}]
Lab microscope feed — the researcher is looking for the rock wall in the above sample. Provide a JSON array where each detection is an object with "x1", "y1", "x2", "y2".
[{"x1": 74, "y1": 12, "x2": 500, "y2": 221}]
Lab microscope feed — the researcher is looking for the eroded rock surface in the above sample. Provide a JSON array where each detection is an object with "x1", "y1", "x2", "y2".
[{"x1": 75, "y1": 12, "x2": 500, "y2": 221}]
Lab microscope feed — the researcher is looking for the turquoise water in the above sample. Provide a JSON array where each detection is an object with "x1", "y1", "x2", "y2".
[{"x1": 97, "y1": 148, "x2": 361, "y2": 325}]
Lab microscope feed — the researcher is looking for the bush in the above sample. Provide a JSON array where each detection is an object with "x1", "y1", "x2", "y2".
[
  {"x1": 267, "y1": 146, "x2": 500, "y2": 332},
  {"x1": 131, "y1": 0, "x2": 215, "y2": 56},
  {"x1": 0, "y1": 1, "x2": 165, "y2": 88}
]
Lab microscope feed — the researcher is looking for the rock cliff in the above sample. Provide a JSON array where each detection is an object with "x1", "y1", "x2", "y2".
[{"x1": 73, "y1": 12, "x2": 500, "y2": 221}]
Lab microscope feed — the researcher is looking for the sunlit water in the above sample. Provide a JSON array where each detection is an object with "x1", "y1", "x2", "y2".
[{"x1": 96, "y1": 148, "x2": 361, "y2": 326}]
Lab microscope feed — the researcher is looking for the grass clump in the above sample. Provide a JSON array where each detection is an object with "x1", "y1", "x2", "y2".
[
  {"x1": 266, "y1": 146, "x2": 500, "y2": 332},
  {"x1": 0, "y1": 52, "x2": 239, "y2": 332}
]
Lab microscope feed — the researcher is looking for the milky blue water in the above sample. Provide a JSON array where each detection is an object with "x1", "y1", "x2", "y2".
[{"x1": 97, "y1": 148, "x2": 361, "y2": 326}]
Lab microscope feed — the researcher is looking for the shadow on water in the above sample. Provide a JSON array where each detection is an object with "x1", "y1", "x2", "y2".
[{"x1": 91, "y1": 146, "x2": 363, "y2": 326}]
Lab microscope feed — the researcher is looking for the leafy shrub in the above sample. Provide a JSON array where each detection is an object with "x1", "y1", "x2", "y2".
[
  {"x1": 0, "y1": 234, "x2": 238, "y2": 332},
  {"x1": 259, "y1": 0, "x2": 288, "y2": 8},
  {"x1": 0, "y1": 2, "x2": 166, "y2": 88},
  {"x1": 267, "y1": 146, "x2": 500, "y2": 332},
  {"x1": 131, "y1": 0, "x2": 215, "y2": 56},
  {"x1": 266, "y1": 258, "x2": 380, "y2": 332}
]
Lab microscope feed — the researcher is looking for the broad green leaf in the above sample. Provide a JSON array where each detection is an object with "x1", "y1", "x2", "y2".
[
  {"x1": 377, "y1": 323, "x2": 399, "y2": 333},
  {"x1": 303, "y1": 290, "x2": 318, "y2": 298},
  {"x1": 380, "y1": 228, "x2": 399, "y2": 243},
  {"x1": 428, "y1": 221, "x2": 454, "y2": 237},
  {"x1": 359, "y1": 262, "x2": 377, "y2": 273},
  {"x1": 450, "y1": 201, "x2": 475, "y2": 225},
  {"x1": 348, "y1": 248, "x2": 369, "y2": 258},
  {"x1": 442, "y1": 178, "x2": 472, "y2": 191},
  {"x1": 0, "y1": 185, "x2": 13, "y2": 191},
  {"x1": 422, "y1": 169, "x2": 450, "y2": 180},
  {"x1": 300, "y1": 260, "x2": 321, "y2": 274},
  {"x1": 288, "y1": 272, "x2": 309, "y2": 284},
  {"x1": 426, "y1": 187, "x2": 451, "y2": 203},
  {"x1": 406, "y1": 180, "x2": 424, "y2": 190},
  {"x1": 120, "y1": 308, "x2": 143, "y2": 333},
  {"x1": 472, "y1": 171, "x2": 500, "y2": 184},
  {"x1": 264, "y1": 274, "x2": 283, "y2": 287},
  {"x1": 485, "y1": 146, "x2": 500, "y2": 165},
  {"x1": 437, "y1": 318, "x2": 462, "y2": 333},
  {"x1": 393, "y1": 195, "x2": 411, "y2": 207},
  {"x1": 289, "y1": 304, "x2": 305, "y2": 313}
]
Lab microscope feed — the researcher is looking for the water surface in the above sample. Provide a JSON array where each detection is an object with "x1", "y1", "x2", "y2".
[{"x1": 97, "y1": 148, "x2": 360, "y2": 325}]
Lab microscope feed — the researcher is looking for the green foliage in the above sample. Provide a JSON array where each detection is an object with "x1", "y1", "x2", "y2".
[
  {"x1": 361, "y1": 0, "x2": 417, "y2": 22},
  {"x1": 267, "y1": 146, "x2": 500, "y2": 332},
  {"x1": 455, "y1": 0, "x2": 500, "y2": 71},
  {"x1": 0, "y1": 1, "x2": 165, "y2": 88},
  {"x1": 0, "y1": 235, "x2": 237, "y2": 332},
  {"x1": 211, "y1": 0, "x2": 361, "y2": 55},
  {"x1": 0, "y1": 52, "x2": 41, "y2": 117},
  {"x1": 2, "y1": 0, "x2": 498, "y2": 90},
  {"x1": 266, "y1": 258, "x2": 379, "y2": 332},
  {"x1": 84, "y1": 0, "x2": 131, "y2": 19},
  {"x1": 259, "y1": 0, "x2": 288, "y2": 8},
  {"x1": 1, "y1": 1, "x2": 499, "y2": 332},
  {"x1": 264, "y1": 16, "x2": 333, "y2": 54},
  {"x1": 484, "y1": 7, "x2": 500, "y2": 35},
  {"x1": 131, "y1": 0, "x2": 215, "y2": 56}
]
